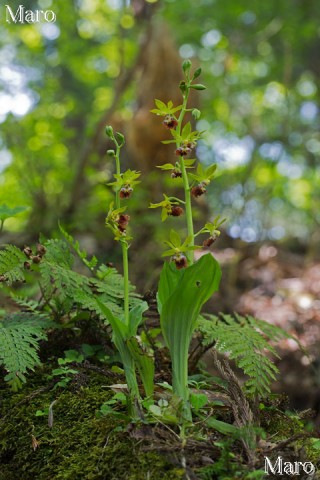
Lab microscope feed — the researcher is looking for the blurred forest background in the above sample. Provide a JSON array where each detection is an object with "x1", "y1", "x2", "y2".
[{"x1": 1, "y1": 0, "x2": 320, "y2": 405}]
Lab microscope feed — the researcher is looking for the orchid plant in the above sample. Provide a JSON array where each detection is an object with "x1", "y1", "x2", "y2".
[{"x1": 151, "y1": 59, "x2": 224, "y2": 421}]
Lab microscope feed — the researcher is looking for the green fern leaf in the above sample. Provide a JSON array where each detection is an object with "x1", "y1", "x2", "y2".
[
  {"x1": 0, "y1": 245, "x2": 26, "y2": 284},
  {"x1": 72, "y1": 290, "x2": 124, "y2": 319},
  {"x1": 59, "y1": 224, "x2": 98, "y2": 270},
  {"x1": 0, "y1": 313, "x2": 49, "y2": 390},
  {"x1": 10, "y1": 296, "x2": 41, "y2": 312},
  {"x1": 39, "y1": 239, "x2": 91, "y2": 302},
  {"x1": 199, "y1": 313, "x2": 297, "y2": 396}
]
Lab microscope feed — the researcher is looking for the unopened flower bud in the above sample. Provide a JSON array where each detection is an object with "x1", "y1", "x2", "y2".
[
  {"x1": 115, "y1": 132, "x2": 125, "y2": 146},
  {"x1": 32, "y1": 255, "x2": 42, "y2": 264},
  {"x1": 170, "y1": 206, "x2": 184, "y2": 217},
  {"x1": 105, "y1": 125, "x2": 114, "y2": 138},
  {"x1": 0, "y1": 275, "x2": 6, "y2": 282},
  {"x1": 107, "y1": 149, "x2": 115, "y2": 157},
  {"x1": 171, "y1": 169, "x2": 182, "y2": 178},
  {"x1": 179, "y1": 81, "x2": 188, "y2": 94},
  {"x1": 117, "y1": 214, "x2": 130, "y2": 232},
  {"x1": 203, "y1": 235, "x2": 217, "y2": 248},
  {"x1": 182, "y1": 59, "x2": 192, "y2": 73},
  {"x1": 193, "y1": 67, "x2": 202, "y2": 79},
  {"x1": 191, "y1": 183, "x2": 207, "y2": 197},
  {"x1": 24, "y1": 261, "x2": 31, "y2": 270},
  {"x1": 23, "y1": 246, "x2": 33, "y2": 258},
  {"x1": 36, "y1": 243, "x2": 46, "y2": 256},
  {"x1": 175, "y1": 146, "x2": 191, "y2": 157},
  {"x1": 190, "y1": 83, "x2": 206, "y2": 90}
]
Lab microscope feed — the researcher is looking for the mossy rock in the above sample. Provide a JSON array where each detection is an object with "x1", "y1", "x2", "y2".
[{"x1": 0, "y1": 368, "x2": 184, "y2": 480}]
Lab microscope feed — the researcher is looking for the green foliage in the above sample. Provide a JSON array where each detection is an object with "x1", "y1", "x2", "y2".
[
  {"x1": 0, "y1": 245, "x2": 26, "y2": 284},
  {"x1": 0, "y1": 0, "x2": 319, "y2": 243},
  {"x1": 162, "y1": 229, "x2": 199, "y2": 257},
  {"x1": 1, "y1": 231, "x2": 141, "y2": 324},
  {"x1": 199, "y1": 313, "x2": 295, "y2": 396},
  {"x1": 0, "y1": 205, "x2": 28, "y2": 232},
  {"x1": 40, "y1": 235, "x2": 140, "y2": 319},
  {"x1": 0, "y1": 312, "x2": 49, "y2": 390},
  {"x1": 39, "y1": 238, "x2": 91, "y2": 303},
  {"x1": 157, "y1": 254, "x2": 221, "y2": 416},
  {"x1": 97, "y1": 299, "x2": 151, "y2": 401},
  {"x1": 150, "y1": 99, "x2": 182, "y2": 116},
  {"x1": 59, "y1": 224, "x2": 98, "y2": 271}
]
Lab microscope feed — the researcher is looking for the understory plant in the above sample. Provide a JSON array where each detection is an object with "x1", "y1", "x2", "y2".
[
  {"x1": 0, "y1": 61, "x2": 300, "y2": 452},
  {"x1": 99, "y1": 127, "x2": 153, "y2": 413},
  {"x1": 151, "y1": 59, "x2": 223, "y2": 420}
]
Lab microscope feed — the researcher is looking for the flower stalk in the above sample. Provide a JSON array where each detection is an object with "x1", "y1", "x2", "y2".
[{"x1": 113, "y1": 137, "x2": 130, "y2": 325}]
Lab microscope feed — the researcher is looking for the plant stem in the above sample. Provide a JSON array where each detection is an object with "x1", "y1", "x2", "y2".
[
  {"x1": 114, "y1": 142, "x2": 130, "y2": 325},
  {"x1": 114, "y1": 144, "x2": 121, "y2": 209},
  {"x1": 177, "y1": 90, "x2": 195, "y2": 264},
  {"x1": 180, "y1": 159, "x2": 194, "y2": 264},
  {"x1": 121, "y1": 240, "x2": 130, "y2": 325}
]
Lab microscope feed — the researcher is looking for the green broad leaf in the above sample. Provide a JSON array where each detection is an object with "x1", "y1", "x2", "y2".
[
  {"x1": 157, "y1": 254, "x2": 221, "y2": 401},
  {"x1": 170, "y1": 105, "x2": 183, "y2": 114},
  {"x1": 157, "y1": 381, "x2": 172, "y2": 391},
  {"x1": 181, "y1": 122, "x2": 192, "y2": 140},
  {"x1": 150, "y1": 108, "x2": 164, "y2": 115},
  {"x1": 190, "y1": 392, "x2": 209, "y2": 411},
  {"x1": 148, "y1": 404, "x2": 179, "y2": 425},
  {"x1": 96, "y1": 299, "x2": 138, "y2": 394},
  {"x1": 156, "y1": 163, "x2": 175, "y2": 170},
  {"x1": 156, "y1": 263, "x2": 183, "y2": 316},
  {"x1": 128, "y1": 301, "x2": 148, "y2": 336},
  {"x1": 155, "y1": 99, "x2": 167, "y2": 110},
  {"x1": 206, "y1": 164, "x2": 217, "y2": 177},
  {"x1": 205, "y1": 416, "x2": 240, "y2": 435},
  {"x1": 170, "y1": 129, "x2": 179, "y2": 139},
  {"x1": 127, "y1": 336, "x2": 154, "y2": 397},
  {"x1": 183, "y1": 159, "x2": 196, "y2": 167},
  {"x1": 161, "y1": 208, "x2": 169, "y2": 222},
  {"x1": 161, "y1": 248, "x2": 176, "y2": 257},
  {"x1": 149, "y1": 404, "x2": 162, "y2": 416},
  {"x1": 0, "y1": 204, "x2": 28, "y2": 222},
  {"x1": 181, "y1": 235, "x2": 193, "y2": 248},
  {"x1": 169, "y1": 229, "x2": 181, "y2": 247},
  {"x1": 96, "y1": 300, "x2": 128, "y2": 340}
]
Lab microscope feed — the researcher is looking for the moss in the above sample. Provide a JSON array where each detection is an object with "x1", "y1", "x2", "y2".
[
  {"x1": 260, "y1": 408, "x2": 302, "y2": 440},
  {"x1": 260, "y1": 408, "x2": 320, "y2": 474},
  {"x1": 0, "y1": 368, "x2": 183, "y2": 480}
]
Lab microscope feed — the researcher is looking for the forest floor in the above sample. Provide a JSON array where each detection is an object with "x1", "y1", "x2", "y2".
[
  {"x1": 210, "y1": 242, "x2": 320, "y2": 418},
  {"x1": 1, "y1": 240, "x2": 320, "y2": 479}
]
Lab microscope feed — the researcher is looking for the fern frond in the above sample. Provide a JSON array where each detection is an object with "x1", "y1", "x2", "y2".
[
  {"x1": 72, "y1": 290, "x2": 123, "y2": 319},
  {"x1": 88, "y1": 264, "x2": 142, "y2": 321},
  {"x1": 94, "y1": 264, "x2": 140, "y2": 299},
  {"x1": 59, "y1": 224, "x2": 98, "y2": 271},
  {"x1": 39, "y1": 239, "x2": 91, "y2": 302},
  {"x1": 10, "y1": 296, "x2": 41, "y2": 312},
  {"x1": 199, "y1": 313, "x2": 295, "y2": 396},
  {"x1": 0, "y1": 245, "x2": 26, "y2": 284},
  {"x1": 0, "y1": 313, "x2": 49, "y2": 390}
]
